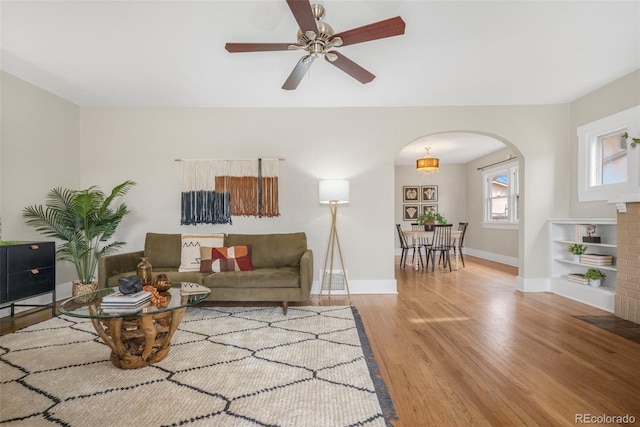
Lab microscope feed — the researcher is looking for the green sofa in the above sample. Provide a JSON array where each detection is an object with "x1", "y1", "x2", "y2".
[{"x1": 97, "y1": 232, "x2": 313, "y2": 314}]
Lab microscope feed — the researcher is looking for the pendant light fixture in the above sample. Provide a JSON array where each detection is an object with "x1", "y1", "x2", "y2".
[{"x1": 416, "y1": 147, "x2": 439, "y2": 175}]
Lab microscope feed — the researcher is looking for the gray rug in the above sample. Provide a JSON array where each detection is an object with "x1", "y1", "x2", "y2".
[{"x1": 0, "y1": 306, "x2": 397, "y2": 426}]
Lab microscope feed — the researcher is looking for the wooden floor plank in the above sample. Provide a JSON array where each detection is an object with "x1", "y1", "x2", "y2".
[{"x1": 2, "y1": 255, "x2": 638, "y2": 426}]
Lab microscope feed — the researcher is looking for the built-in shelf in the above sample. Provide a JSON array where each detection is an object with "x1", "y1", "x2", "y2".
[{"x1": 549, "y1": 218, "x2": 616, "y2": 312}]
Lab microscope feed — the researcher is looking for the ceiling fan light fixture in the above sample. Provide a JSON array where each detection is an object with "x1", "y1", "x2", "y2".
[{"x1": 416, "y1": 147, "x2": 439, "y2": 174}]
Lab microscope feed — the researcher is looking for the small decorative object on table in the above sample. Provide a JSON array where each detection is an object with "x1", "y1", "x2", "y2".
[
  {"x1": 137, "y1": 256, "x2": 153, "y2": 286},
  {"x1": 153, "y1": 273, "x2": 172, "y2": 292},
  {"x1": 143, "y1": 285, "x2": 167, "y2": 306},
  {"x1": 118, "y1": 275, "x2": 142, "y2": 294}
]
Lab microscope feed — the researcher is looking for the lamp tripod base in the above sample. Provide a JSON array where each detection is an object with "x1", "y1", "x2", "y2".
[{"x1": 319, "y1": 201, "x2": 351, "y2": 305}]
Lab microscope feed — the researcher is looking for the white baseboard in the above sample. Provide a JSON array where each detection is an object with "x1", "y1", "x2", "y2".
[
  {"x1": 394, "y1": 247, "x2": 518, "y2": 267},
  {"x1": 464, "y1": 248, "x2": 518, "y2": 267},
  {"x1": 311, "y1": 279, "x2": 397, "y2": 295},
  {"x1": 516, "y1": 276, "x2": 549, "y2": 292}
]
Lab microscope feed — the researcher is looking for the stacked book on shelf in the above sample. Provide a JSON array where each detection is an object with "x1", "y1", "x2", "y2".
[
  {"x1": 567, "y1": 273, "x2": 589, "y2": 285},
  {"x1": 101, "y1": 290, "x2": 152, "y2": 313},
  {"x1": 580, "y1": 254, "x2": 613, "y2": 266}
]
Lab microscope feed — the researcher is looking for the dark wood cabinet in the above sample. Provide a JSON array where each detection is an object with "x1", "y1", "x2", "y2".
[{"x1": 0, "y1": 241, "x2": 56, "y2": 317}]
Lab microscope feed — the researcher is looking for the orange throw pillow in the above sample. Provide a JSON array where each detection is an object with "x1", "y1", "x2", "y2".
[{"x1": 200, "y1": 245, "x2": 253, "y2": 272}]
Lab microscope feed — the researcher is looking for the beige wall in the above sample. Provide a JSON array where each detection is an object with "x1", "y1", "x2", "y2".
[
  {"x1": 465, "y1": 148, "x2": 519, "y2": 263},
  {"x1": 78, "y1": 105, "x2": 569, "y2": 286},
  {"x1": 569, "y1": 70, "x2": 640, "y2": 218},
  {"x1": 7, "y1": 70, "x2": 638, "y2": 295},
  {"x1": 0, "y1": 71, "x2": 80, "y2": 314},
  {"x1": 394, "y1": 163, "x2": 467, "y2": 229}
]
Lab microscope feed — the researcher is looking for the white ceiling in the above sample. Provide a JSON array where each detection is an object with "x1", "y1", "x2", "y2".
[{"x1": 2, "y1": 0, "x2": 639, "y2": 164}]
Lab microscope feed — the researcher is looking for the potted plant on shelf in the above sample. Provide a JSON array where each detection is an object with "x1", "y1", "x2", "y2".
[
  {"x1": 417, "y1": 211, "x2": 448, "y2": 231},
  {"x1": 568, "y1": 243, "x2": 587, "y2": 262},
  {"x1": 584, "y1": 268, "x2": 606, "y2": 288},
  {"x1": 622, "y1": 132, "x2": 639, "y2": 148},
  {"x1": 23, "y1": 180, "x2": 135, "y2": 296}
]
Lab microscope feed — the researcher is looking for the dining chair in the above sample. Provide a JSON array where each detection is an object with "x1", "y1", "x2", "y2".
[
  {"x1": 411, "y1": 223, "x2": 430, "y2": 254},
  {"x1": 454, "y1": 222, "x2": 469, "y2": 267},
  {"x1": 426, "y1": 224, "x2": 453, "y2": 272},
  {"x1": 396, "y1": 224, "x2": 424, "y2": 269}
]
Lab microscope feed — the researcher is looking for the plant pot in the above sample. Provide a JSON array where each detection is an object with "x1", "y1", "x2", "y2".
[
  {"x1": 72, "y1": 281, "x2": 98, "y2": 303},
  {"x1": 589, "y1": 279, "x2": 602, "y2": 288},
  {"x1": 572, "y1": 254, "x2": 581, "y2": 262},
  {"x1": 424, "y1": 223, "x2": 434, "y2": 231}
]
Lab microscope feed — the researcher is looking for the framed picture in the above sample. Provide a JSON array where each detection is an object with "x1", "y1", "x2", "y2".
[
  {"x1": 421, "y1": 185, "x2": 438, "y2": 202},
  {"x1": 422, "y1": 204, "x2": 438, "y2": 215},
  {"x1": 403, "y1": 204, "x2": 420, "y2": 221},
  {"x1": 403, "y1": 186, "x2": 420, "y2": 202}
]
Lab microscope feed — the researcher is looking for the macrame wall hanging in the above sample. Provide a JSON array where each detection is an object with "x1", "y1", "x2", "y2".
[{"x1": 179, "y1": 158, "x2": 280, "y2": 225}]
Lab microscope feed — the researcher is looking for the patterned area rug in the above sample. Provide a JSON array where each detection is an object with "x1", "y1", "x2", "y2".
[{"x1": 0, "y1": 306, "x2": 397, "y2": 426}]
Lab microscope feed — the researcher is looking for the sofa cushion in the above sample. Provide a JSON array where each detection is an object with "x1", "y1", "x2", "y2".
[
  {"x1": 178, "y1": 233, "x2": 225, "y2": 272},
  {"x1": 200, "y1": 245, "x2": 253, "y2": 272},
  {"x1": 203, "y1": 267, "x2": 300, "y2": 288},
  {"x1": 225, "y1": 232, "x2": 307, "y2": 269},
  {"x1": 144, "y1": 233, "x2": 182, "y2": 268}
]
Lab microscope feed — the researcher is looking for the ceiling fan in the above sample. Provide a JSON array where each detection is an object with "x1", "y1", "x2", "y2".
[{"x1": 225, "y1": 0, "x2": 406, "y2": 90}]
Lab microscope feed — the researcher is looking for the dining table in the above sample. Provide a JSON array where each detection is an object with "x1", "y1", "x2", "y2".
[{"x1": 402, "y1": 229, "x2": 463, "y2": 271}]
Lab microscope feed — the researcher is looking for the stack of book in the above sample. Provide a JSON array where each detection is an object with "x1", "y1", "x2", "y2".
[
  {"x1": 567, "y1": 273, "x2": 589, "y2": 285},
  {"x1": 580, "y1": 254, "x2": 613, "y2": 266},
  {"x1": 180, "y1": 282, "x2": 210, "y2": 295},
  {"x1": 101, "y1": 290, "x2": 152, "y2": 313}
]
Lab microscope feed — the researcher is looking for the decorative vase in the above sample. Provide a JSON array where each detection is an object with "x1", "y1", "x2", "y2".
[
  {"x1": 573, "y1": 254, "x2": 581, "y2": 262},
  {"x1": 153, "y1": 273, "x2": 172, "y2": 292},
  {"x1": 589, "y1": 279, "x2": 602, "y2": 288},
  {"x1": 137, "y1": 256, "x2": 153, "y2": 287}
]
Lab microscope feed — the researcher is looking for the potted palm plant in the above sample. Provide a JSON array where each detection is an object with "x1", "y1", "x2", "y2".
[{"x1": 23, "y1": 181, "x2": 135, "y2": 296}]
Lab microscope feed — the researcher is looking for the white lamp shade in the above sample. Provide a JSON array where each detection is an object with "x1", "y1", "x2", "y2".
[{"x1": 319, "y1": 179, "x2": 350, "y2": 204}]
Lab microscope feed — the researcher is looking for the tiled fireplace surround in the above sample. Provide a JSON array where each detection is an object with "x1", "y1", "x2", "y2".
[{"x1": 615, "y1": 202, "x2": 640, "y2": 324}]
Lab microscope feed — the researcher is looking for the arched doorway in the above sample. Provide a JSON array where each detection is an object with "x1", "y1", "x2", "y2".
[{"x1": 394, "y1": 131, "x2": 522, "y2": 272}]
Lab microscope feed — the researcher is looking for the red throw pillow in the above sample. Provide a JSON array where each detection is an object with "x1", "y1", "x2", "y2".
[{"x1": 200, "y1": 245, "x2": 253, "y2": 272}]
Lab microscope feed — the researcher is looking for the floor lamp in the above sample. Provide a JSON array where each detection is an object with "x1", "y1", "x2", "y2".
[{"x1": 319, "y1": 179, "x2": 351, "y2": 304}]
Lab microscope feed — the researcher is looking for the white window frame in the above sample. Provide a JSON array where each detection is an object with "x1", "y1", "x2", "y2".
[
  {"x1": 577, "y1": 105, "x2": 640, "y2": 202},
  {"x1": 482, "y1": 161, "x2": 519, "y2": 229}
]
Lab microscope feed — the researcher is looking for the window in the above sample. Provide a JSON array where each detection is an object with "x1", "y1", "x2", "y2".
[
  {"x1": 599, "y1": 131, "x2": 627, "y2": 186},
  {"x1": 578, "y1": 105, "x2": 640, "y2": 202},
  {"x1": 483, "y1": 161, "x2": 519, "y2": 227}
]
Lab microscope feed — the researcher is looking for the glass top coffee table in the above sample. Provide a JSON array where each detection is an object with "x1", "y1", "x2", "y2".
[{"x1": 59, "y1": 284, "x2": 210, "y2": 369}]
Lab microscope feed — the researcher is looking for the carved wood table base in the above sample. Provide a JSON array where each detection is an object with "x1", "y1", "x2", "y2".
[{"x1": 90, "y1": 307, "x2": 186, "y2": 369}]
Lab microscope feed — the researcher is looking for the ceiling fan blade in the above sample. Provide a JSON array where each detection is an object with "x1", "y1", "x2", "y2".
[
  {"x1": 324, "y1": 51, "x2": 375, "y2": 84},
  {"x1": 225, "y1": 43, "x2": 299, "y2": 53},
  {"x1": 286, "y1": 0, "x2": 318, "y2": 35},
  {"x1": 331, "y1": 16, "x2": 406, "y2": 47},
  {"x1": 282, "y1": 56, "x2": 314, "y2": 90}
]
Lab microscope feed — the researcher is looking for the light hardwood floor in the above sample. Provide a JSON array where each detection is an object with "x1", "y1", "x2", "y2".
[{"x1": 2, "y1": 255, "x2": 639, "y2": 426}]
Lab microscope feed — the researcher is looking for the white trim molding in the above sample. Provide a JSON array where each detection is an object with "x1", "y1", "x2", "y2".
[{"x1": 311, "y1": 279, "x2": 397, "y2": 295}]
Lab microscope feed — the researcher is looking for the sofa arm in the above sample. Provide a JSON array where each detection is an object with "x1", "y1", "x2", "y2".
[
  {"x1": 299, "y1": 249, "x2": 313, "y2": 299},
  {"x1": 97, "y1": 250, "x2": 143, "y2": 289}
]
